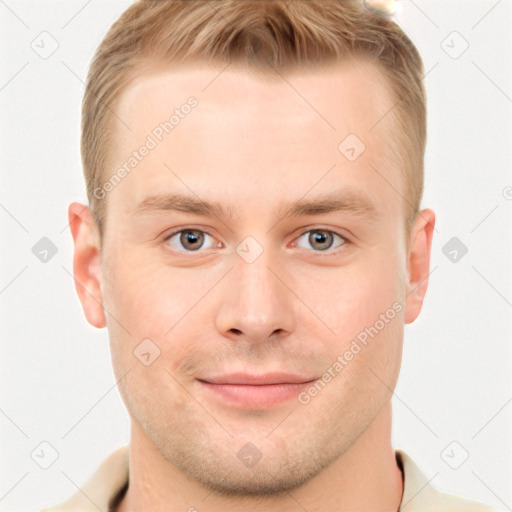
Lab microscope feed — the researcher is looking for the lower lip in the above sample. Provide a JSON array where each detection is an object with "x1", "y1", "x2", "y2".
[{"x1": 198, "y1": 381, "x2": 312, "y2": 408}]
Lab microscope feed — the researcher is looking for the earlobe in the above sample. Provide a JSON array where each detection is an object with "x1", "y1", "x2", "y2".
[
  {"x1": 68, "y1": 202, "x2": 106, "y2": 329},
  {"x1": 404, "y1": 208, "x2": 436, "y2": 324}
]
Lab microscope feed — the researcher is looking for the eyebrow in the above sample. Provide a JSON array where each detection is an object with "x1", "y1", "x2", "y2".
[{"x1": 133, "y1": 190, "x2": 378, "y2": 223}]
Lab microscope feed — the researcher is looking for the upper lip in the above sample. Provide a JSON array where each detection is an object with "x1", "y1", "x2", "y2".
[{"x1": 198, "y1": 372, "x2": 316, "y2": 385}]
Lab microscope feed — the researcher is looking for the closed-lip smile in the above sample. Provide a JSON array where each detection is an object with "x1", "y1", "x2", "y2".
[{"x1": 197, "y1": 372, "x2": 317, "y2": 408}]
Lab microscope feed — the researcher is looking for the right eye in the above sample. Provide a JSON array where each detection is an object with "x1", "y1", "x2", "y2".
[{"x1": 163, "y1": 228, "x2": 220, "y2": 253}]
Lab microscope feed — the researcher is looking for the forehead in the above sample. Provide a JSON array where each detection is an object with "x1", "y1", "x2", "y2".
[
  {"x1": 107, "y1": 61, "x2": 401, "y2": 223},
  {"x1": 116, "y1": 60, "x2": 394, "y2": 133}
]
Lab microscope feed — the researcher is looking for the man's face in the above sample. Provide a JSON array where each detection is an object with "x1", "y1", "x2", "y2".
[{"x1": 99, "y1": 61, "x2": 411, "y2": 493}]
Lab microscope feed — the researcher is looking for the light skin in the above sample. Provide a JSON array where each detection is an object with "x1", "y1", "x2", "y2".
[{"x1": 69, "y1": 60, "x2": 435, "y2": 511}]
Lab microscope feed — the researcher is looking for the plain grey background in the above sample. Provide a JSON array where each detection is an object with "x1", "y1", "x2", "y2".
[{"x1": 1, "y1": 1, "x2": 511, "y2": 511}]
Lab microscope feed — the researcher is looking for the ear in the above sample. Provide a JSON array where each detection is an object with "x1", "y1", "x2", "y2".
[
  {"x1": 404, "y1": 208, "x2": 436, "y2": 324},
  {"x1": 68, "y1": 202, "x2": 106, "y2": 329}
]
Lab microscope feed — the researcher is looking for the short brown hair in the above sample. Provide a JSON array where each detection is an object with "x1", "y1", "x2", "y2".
[{"x1": 81, "y1": 0, "x2": 426, "y2": 243}]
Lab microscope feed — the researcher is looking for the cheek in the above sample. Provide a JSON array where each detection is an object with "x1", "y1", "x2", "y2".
[
  {"x1": 336, "y1": 258, "x2": 405, "y2": 391},
  {"x1": 310, "y1": 251, "x2": 404, "y2": 339},
  {"x1": 103, "y1": 254, "x2": 195, "y2": 336},
  {"x1": 102, "y1": 254, "x2": 223, "y2": 379}
]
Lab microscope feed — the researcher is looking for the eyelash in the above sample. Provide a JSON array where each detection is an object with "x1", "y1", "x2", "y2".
[{"x1": 163, "y1": 227, "x2": 350, "y2": 256}]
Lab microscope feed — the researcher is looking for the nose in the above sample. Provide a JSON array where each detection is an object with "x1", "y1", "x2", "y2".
[{"x1": 214, "y1": 247, "x2": 297, "y2": 344}]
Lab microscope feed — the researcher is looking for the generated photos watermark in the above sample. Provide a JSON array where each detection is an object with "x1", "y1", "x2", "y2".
[
  {"x1": 298, "y1": 300, "x2": 403, "y2": 405},
  {"x1": 93, "y1": 96, "x2": 199, "y2": 200}
]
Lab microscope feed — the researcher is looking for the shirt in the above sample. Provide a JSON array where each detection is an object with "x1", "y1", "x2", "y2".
[{"x1": 39, "y1": 446, "x2": 501, "y2": 511}]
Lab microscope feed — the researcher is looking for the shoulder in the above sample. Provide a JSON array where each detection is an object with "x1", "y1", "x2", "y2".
[
  {"x1": 38, "y1": 445, "x2": 129, "y2": 512},
  {"x1": 397, "y1": 449, "x2": 502, "y2": 512}
]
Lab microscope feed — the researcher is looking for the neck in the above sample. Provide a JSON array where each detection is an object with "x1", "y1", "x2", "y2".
[{"x1": 117, "y1": 402, "x2": 403, "y2": 512}]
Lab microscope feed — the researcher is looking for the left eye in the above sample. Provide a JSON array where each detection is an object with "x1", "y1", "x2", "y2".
[
  {"x1": 165, "y1": 229, "x2": 217, "y2": 252},
  {"x1": 295, "y1": 230, "x2": 347, "y2": 252}
]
